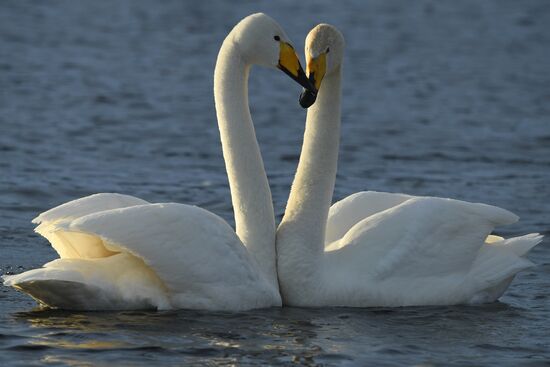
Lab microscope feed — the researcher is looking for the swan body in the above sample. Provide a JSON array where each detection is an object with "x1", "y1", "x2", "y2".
[
  {"x1": 276, "y1": 24, "x2": 542, "y2": 307},
  {"x1": 4, "y1": 193, "x2": 276, "y2": 310},
  {"x1": 4, "y1": 13, "x2": 313, "y2": 311}
]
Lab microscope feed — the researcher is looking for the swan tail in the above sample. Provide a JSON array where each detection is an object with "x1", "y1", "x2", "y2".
[
  {"x1": 3, "y1": 254, "x2": 171, "y2": 310},
  {"x1": 466, "y1": 237, "x2": 540, "y2": 303},
  {"x1": 492, "y1": 233, "x2": 543, "y2": 256}
]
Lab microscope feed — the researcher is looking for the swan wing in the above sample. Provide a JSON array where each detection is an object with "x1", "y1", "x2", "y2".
[
  {"x1": 326, "y1": 191, "x2": 412, "y2": 245},
  {"x1": 327, "y1": 196, "x2": 519, "y2": 280},
  {"x1": 33, "y1": 193, "x2": 149, "y2": 225},
  {"x1": 53, "y1": 203, "x2": 278, "y2": 310},
  {"x1": 33, "y1": 193, "x2": 150, "y2": 259}
]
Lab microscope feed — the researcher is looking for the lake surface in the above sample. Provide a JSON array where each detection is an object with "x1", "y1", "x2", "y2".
[{"x1": 1, "y1": 0, "x2": 549, "y2": 365}]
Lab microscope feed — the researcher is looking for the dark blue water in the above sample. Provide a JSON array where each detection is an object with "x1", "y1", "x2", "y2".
[{"x1": 1, "y1": 0, "x2": 549, "y2": 365}]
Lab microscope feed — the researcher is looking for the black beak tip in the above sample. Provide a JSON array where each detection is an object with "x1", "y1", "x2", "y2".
[
  {"x1": 299, "y1": 88, "x2": 317, "y2": 109},
  {"x1": 300, "y1": 73, "x2": 316, "y2": 93}
]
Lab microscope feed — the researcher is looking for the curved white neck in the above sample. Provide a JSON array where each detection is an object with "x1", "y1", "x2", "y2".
[
  {"x1": 277, "y1": 66, "x2": 342, "y2": 289},
  {"x1": 214, "y1": 36, "x2": 277, "y2": 289}
]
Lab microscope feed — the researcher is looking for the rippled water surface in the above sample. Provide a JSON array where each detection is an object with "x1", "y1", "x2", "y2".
[{"x1": 1, "y1": 0, "x2": 549, "y2": 365}]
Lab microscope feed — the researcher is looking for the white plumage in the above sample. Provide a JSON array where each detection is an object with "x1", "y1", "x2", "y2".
[
  {"x1": 3, "y1": 13, "x2": 311, "y2": 311},
  {"x1": 322, "y1": 192, "x2": 540, "y2": 306},
  {"x1": 4, "y1": 193, "x2": 278, "y2": 310},
  {"x1": 276, "y1": 24, "x2": 542, "y2": 307}
]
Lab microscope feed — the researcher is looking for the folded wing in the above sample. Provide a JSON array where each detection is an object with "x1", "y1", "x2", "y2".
[
  {"x1": 325, "y1": 191, "x2": 411, "y2": 246},
  {"x1": 5, "y1": 195, "x2": 278, "y2": 311},
  {"x1": 33, "y1": 193, "x2": 149, "y2": 259},
  {"x1": 328, "y1": 196, "x2": 519, "y2": 280},
  {"x1": 54, "y1": 203, "x2": 278, "y2": 310}
]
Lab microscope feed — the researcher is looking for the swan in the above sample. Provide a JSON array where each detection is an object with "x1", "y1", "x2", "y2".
[
  {"x1": 3, "y1": 13, "x2": 315, "y2": 311},
  {"x1": 276, "y1": 24, "x2": 542, "y2": 307}
]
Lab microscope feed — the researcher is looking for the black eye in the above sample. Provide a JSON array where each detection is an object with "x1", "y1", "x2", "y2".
[
  {"x1": 274, "y1": 35, "x2": 280, "y2": 41},
  {"x1": 326, "y1": 47, "x2": 330, "y2": 53}
]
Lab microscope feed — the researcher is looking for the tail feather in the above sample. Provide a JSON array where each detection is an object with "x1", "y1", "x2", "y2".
[
  {"x1": 466, "y1": 241, "x2": 537, "y2": 303},
  {"x1": 499, "y1": 233, "x2": 543, "y2": 256}
]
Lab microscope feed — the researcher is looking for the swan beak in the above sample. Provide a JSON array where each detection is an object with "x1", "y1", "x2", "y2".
[
  {"x1": 306, "y1": 52, "x2": 327, "y2": 92},
  {"x1": 298, "y1": 52, "x2": 327, "y2": 108},
  {"x1": 278, "y1": 42, "x2": 316, "y2": 92}
]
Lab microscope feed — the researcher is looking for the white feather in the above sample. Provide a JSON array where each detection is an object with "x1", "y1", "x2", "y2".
[
  {"x1": 276, "y1": 25, "x2": 542, "y2": 307},
  {"x1": 3, "y1": 13, "x2": 307, "y2": 311}
]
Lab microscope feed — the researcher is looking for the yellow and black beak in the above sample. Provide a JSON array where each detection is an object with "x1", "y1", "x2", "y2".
[
  {"x1": 306, "y1": 52, "x2": 327, "y2": 92},
  {"x1": 299, "y1": 52, "x2": 327, "y2": 109},
  {"x1": 277, "y1": 42, "x2": 316, "y2": 93}
]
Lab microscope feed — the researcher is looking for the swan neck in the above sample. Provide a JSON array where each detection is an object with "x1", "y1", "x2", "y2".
[
  {"x1": 214, "y1": 37, "x2": 278, "y2": 290},
  {"x1": 277, "y1": 66, "x2": 342, "y2": 283}
]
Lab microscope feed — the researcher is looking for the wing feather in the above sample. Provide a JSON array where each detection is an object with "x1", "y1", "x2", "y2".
[
  {"x1": 34, "y1": 193, "x2": 150, "y2": 258},
  {"x1": 326, "y1": 191, "x2": 412, "y2": 245},
  {"x1": 327, "y1": 196, "x2": 519, "y2": 280},
  {"x1": 56, "y1": 203, "x2": 274, "y2": 307}
]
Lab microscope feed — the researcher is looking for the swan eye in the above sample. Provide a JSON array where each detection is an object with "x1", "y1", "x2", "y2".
[
  {"x1": 274, "y1": 35, "x2": 280, "y2": 41},
  {"x1": 326, "y1": 47, "x2": 330, "y2": 53}
]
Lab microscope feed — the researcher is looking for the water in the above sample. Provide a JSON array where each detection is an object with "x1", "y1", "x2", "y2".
[{"x1": 1, "y1": 0, "x2": 549, "y2": 365}]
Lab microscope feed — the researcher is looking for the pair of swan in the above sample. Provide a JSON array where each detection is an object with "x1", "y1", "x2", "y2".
[
  {"x1": 3, "y1": 13, "x2": 303, "y2": 311},
  {"x1": 4, "y1": 14, "x2": 541, "y2": 311}
]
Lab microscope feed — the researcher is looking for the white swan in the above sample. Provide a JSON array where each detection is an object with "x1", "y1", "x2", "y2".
[
  {"x1": 3, "y1": 13, "x2": 315, "y2": 311},
  {"x1": 276, "y1": 24, "x2": 542, "y2": 307}
]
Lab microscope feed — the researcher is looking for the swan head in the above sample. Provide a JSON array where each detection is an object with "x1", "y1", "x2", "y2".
[
  {"x1": 232, "y1": 13, "x2": 315, "y2": 92},
  {"x1": 299, "y1": 24, "x2": 345, "y2": 108}
]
